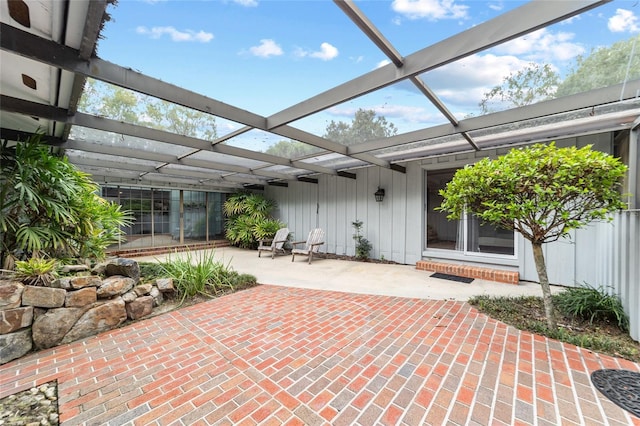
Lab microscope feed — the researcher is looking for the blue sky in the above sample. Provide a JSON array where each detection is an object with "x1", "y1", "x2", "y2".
[{"x1": 96, "y1": 0, "x2": 640, "y2": 150}]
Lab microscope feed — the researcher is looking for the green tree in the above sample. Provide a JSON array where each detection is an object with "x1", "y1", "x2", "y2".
[
  {"x1": 265, "y1": 140, "x2": 321, "y2": 158},
  {"x1": 145, "y1": 99, "x2": 218, "y2": 140},
  {"x1": 325, "y1": 108, "x2": 397, "y2": 145},
  {"x1": 438, "y1": 143, "x2": 627, "y2": 329},
  {"x1": 0, "y1": 133, "x2": 132, "y2": 266},
  {"x1": 79, "y1": 79, "x2": 217, "y2": 139},
  {"x1": 556, "y1": 34, "x2": 640, "y2": 97},
  {"x1": 479, "y1": 63, "x2": 559, "y2": 114},
  {"x1": 265, "y1": 108, "x2": 398, "y2": 158}
]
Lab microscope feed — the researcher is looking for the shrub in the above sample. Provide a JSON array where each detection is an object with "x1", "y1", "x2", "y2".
[
  {"x1": 553, "y1": 284, "x2": 629, "y2": 331},
  {"x1": 156, "y1": 250, "x2": 244, "y2": 303},
  {"x1": 0, "y1": 133, "x2": 132, "y2": 264},
  {"x1": 13, "y1": 257, "x2": 58, "y2": 287},
  {"x1": 352, "y1": 220, "x2": 372, "y2": 260},
  {"x1": 223, "y1": 192, "x2": 284, "y2": 249}
]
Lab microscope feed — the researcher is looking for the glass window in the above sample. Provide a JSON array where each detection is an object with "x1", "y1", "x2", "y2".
[{"x1": 425, "y1": 168, "x2": 514, "y2": 256}]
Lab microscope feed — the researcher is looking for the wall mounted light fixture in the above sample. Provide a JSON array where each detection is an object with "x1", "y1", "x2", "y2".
[{"x1": 374, "y1": 187, "x2": 385, "y2": 202}]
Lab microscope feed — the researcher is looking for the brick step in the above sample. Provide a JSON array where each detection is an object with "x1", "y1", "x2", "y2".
[
  {"x1": 107, "y1": 240, "x2": 231, "y2": 258},
  {"x1": 416, "y1": 260, "x2": 519, "y2": 285}
]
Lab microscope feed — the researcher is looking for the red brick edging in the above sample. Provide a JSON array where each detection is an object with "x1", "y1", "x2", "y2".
[{"x1": 416, "y1": 260, "x2": 519, "y2": 284}]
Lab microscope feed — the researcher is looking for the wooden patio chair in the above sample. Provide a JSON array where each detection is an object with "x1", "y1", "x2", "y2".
[
  {"x1": 291, "y1": 228, "x2": 325, "y2": 264},
  {"x1": 257, "y1": 227, "x2": 290, "y2": 259}
]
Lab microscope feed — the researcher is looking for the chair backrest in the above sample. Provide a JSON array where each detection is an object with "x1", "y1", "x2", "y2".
[
  {"x1": 273, "y1": 228, "x2": 290, "y2": 249},
  {"x1": 306, "y1": 228, "x2": 325, "y2": 252}
]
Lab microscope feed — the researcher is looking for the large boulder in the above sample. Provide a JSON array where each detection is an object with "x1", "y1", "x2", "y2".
[
  {"x1": 0, "y1": 306, "x2": 34, "y2": 334},
  {"x1": 69, "y1": 275, "x2": 102, "y2": 290},
  {"x1": 65, "y1": 287, "x2": 97, "y2": 307},
  {"x1": 60, "y1": 298, "x2": 126, "y2": 344},
  {"x1": 21, "y1": 286, "x2": 66, "y2": 308},
  {"x1": 97, "y1": 276, "x2": 135, "y2": 298},
  {"x1": 0, "y1": 329, "x2": 32, "y2": 364},
  {"x1": 32, "y1": 307, "x2": 87, "y2": 349},
  {"x1": 0, "y1": 281, "x2": 24, "y2": 310},
  {"x1": 93, "y1": 258, "x2": 140, "y2": 283},
  {"x1": 126, "y1": 296, "x2": 154, "y2": 320}
]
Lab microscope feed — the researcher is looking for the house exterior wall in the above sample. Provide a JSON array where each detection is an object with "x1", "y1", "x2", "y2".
[
  {"x1": 267, "y1": 131, "x2": 623, "y2": 286},
  {"x1": 266, "y1": 162, "x2": 423, "y2": 265},
  {"x1": 266, "y1": 130, "x2": 638, "y2": 339}
]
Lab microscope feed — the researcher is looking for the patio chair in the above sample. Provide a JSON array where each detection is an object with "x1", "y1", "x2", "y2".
[
  {"x1": 291, "y1": 228, "x2": 325, "y2": 264},
  {"x1": 257, "y1": 227, "x2": 290, "y2": 259}
]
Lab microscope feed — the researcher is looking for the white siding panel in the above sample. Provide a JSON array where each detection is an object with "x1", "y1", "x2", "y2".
[
  {"x1": 378, "y1": 167, "x2": 393, "y2": 261},
  {"x1": 391, "y1": 167, "x2": 407, "y2": 264},
  {"x1": 404, "y1": 163, "x2": 423, "y2": 264}
]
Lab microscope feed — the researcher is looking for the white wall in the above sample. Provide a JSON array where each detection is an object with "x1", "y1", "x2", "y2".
[
  {"x1": 267, "y1": 132, "x2": 623, "y2": 284},
  {"x1": 266, "y1": 163, "x2": 423, "y2": 265}
]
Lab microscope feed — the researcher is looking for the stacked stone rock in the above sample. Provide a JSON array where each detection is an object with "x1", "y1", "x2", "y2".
[{"x1": 0, "y1": 258, "x2": 174, "y2": 365}]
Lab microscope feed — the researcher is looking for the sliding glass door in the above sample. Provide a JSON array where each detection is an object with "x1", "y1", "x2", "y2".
[{"x1": 425, "y1": 169, "x2": 515, "y2": 256}]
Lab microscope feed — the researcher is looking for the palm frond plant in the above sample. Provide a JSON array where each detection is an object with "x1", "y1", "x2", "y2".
[
  {"x1": 1, "y1": 133, "x2": 132, "y2": 265},
  {"x1": 223, "y1": 192, "x2": 284, "y2": 249}
]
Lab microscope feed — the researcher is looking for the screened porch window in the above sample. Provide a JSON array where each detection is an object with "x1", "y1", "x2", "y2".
[{"x1": 425, "y1": 169, "x2": 515, "y2": 256}]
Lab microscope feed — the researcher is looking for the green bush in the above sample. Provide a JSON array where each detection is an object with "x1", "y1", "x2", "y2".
[
  {"x1": 553, "y1": 284, "x2": 629, "y2": 331},
  {"x1": 13, "y1": 257, "x2": 58, "y2": 286},
  {"x1": 352, "y1": 220, "x2": 372, "y2": 260},
  {"x1": 223, "y1": 192, "x2": 284, "y2": 249},
  {"x1": 155, "y1": 250, "x2": 252, "y2": 304},
  {"x1": 0, "y1": 133, "x2": 132, "y2": 264}
]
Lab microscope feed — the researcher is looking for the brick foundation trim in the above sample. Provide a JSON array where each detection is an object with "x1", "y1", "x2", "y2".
[
  {"x1": 108, "y1": 240, "x2": 230, "y2": 258},
  {"x1": 416, "y1": 260, "x2": 519, "y2": 285}
]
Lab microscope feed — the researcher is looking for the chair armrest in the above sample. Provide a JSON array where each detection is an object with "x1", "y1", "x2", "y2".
[
  {"x1": 309, "y1": 241, "x2": 324, "y2": 247},
  {"x1": 291, "y1": 240, "x2": 306, "y2": 246},
  {"x1": 258, "y1": 238, "x2": 274, "y2": 244}
]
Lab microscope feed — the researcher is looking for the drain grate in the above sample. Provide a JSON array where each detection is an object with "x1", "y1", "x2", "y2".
[
  {"x1": 430, "y1": 272, "x2": 474, "y2": 284},
  {"x1": 591, "y1": 369, "x2": 640, "y2": 418}
]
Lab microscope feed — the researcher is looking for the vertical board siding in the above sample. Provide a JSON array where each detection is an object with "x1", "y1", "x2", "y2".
[
  {"x1": 268, "y1": 165, "x2": 411, "y2": 264},
  {"x1": 608, "y1": 211, "x2": 639, "y2": 341}
]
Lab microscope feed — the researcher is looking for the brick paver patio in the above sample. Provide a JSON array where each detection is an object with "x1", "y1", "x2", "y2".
[{"x1": 2, "y1": 285, "x2": 639, "y2": 425}]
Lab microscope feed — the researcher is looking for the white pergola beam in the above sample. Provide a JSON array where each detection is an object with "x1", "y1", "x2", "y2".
[{"x1": 267, "y1": 0, "x2": 609, "y2": 129}]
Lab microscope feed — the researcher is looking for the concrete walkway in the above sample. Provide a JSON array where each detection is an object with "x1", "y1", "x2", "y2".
[
  {"x1": 134, "y1": 247, "x2": 560, "y2": 301},
  {"x1": 2, "y1": 248, "x2": 639, "y2": 425}
]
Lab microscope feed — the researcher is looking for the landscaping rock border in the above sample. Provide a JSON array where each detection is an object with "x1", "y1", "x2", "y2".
[{"x1": 0, "y1": 258, "x2": 174, "y2": 365}]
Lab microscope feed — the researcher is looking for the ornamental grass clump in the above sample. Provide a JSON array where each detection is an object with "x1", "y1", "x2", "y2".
[
  {"x1": 553, "y1": 284, "x2": 629, "y2": 331},
  {"x1": 157, "y1": 250, "x2": 237, "y2": 304}
]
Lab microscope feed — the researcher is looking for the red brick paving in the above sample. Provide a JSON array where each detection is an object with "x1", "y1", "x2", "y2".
[{"x1": 2, "y1": 284, "x2": 639, "y2": 425}]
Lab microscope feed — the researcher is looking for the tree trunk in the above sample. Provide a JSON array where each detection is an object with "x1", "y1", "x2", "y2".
[{"x1": 531, "y1": 242, "x2": 558, "y2": 330}]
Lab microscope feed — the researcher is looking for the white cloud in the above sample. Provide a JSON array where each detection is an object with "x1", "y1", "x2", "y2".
[
  {"x1": 422, "y1": 54, "x2": 537, "y2": 109},
  {"x1": 492, "y1": 28, "x2": 584, "y2": 62},
  {"x1": 376, "y1": 59, "x2": 391, "y2": 68},
  {"x1": 488, "y1": 2, "x2": 503, "y2": 12},
  {"x1": 608, "y1": 9, "x2": 639, "y2": 33},
  {"x1": 392, "y1": 0, "x2": 468, "y2": 20},
  {"x1": 233, "y1": 0, "x2": 258, "y2": 7},
  {"x1": 295, "y1": 43, "x2": 339, "y2": 61},
  {"x1": 249, "y1": 39, "x2": 283, "y2": 58},
  {"x1": 310, "y1": 43, "x2": 339, "y2": 61},
  {"x1": 350, "y1": 55, "x2": 364, "y2": 64},
  {"x1": 136, "y1": 26, "x2": 213, "y2": 42}
]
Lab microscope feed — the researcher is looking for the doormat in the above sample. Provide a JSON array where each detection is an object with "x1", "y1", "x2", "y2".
[
  {"x1": 591, "y1": 369, "x2": 640, "y2": 418},
  {"x1": 430, "y1": 272, "x2": 474, "y2": 284}
]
